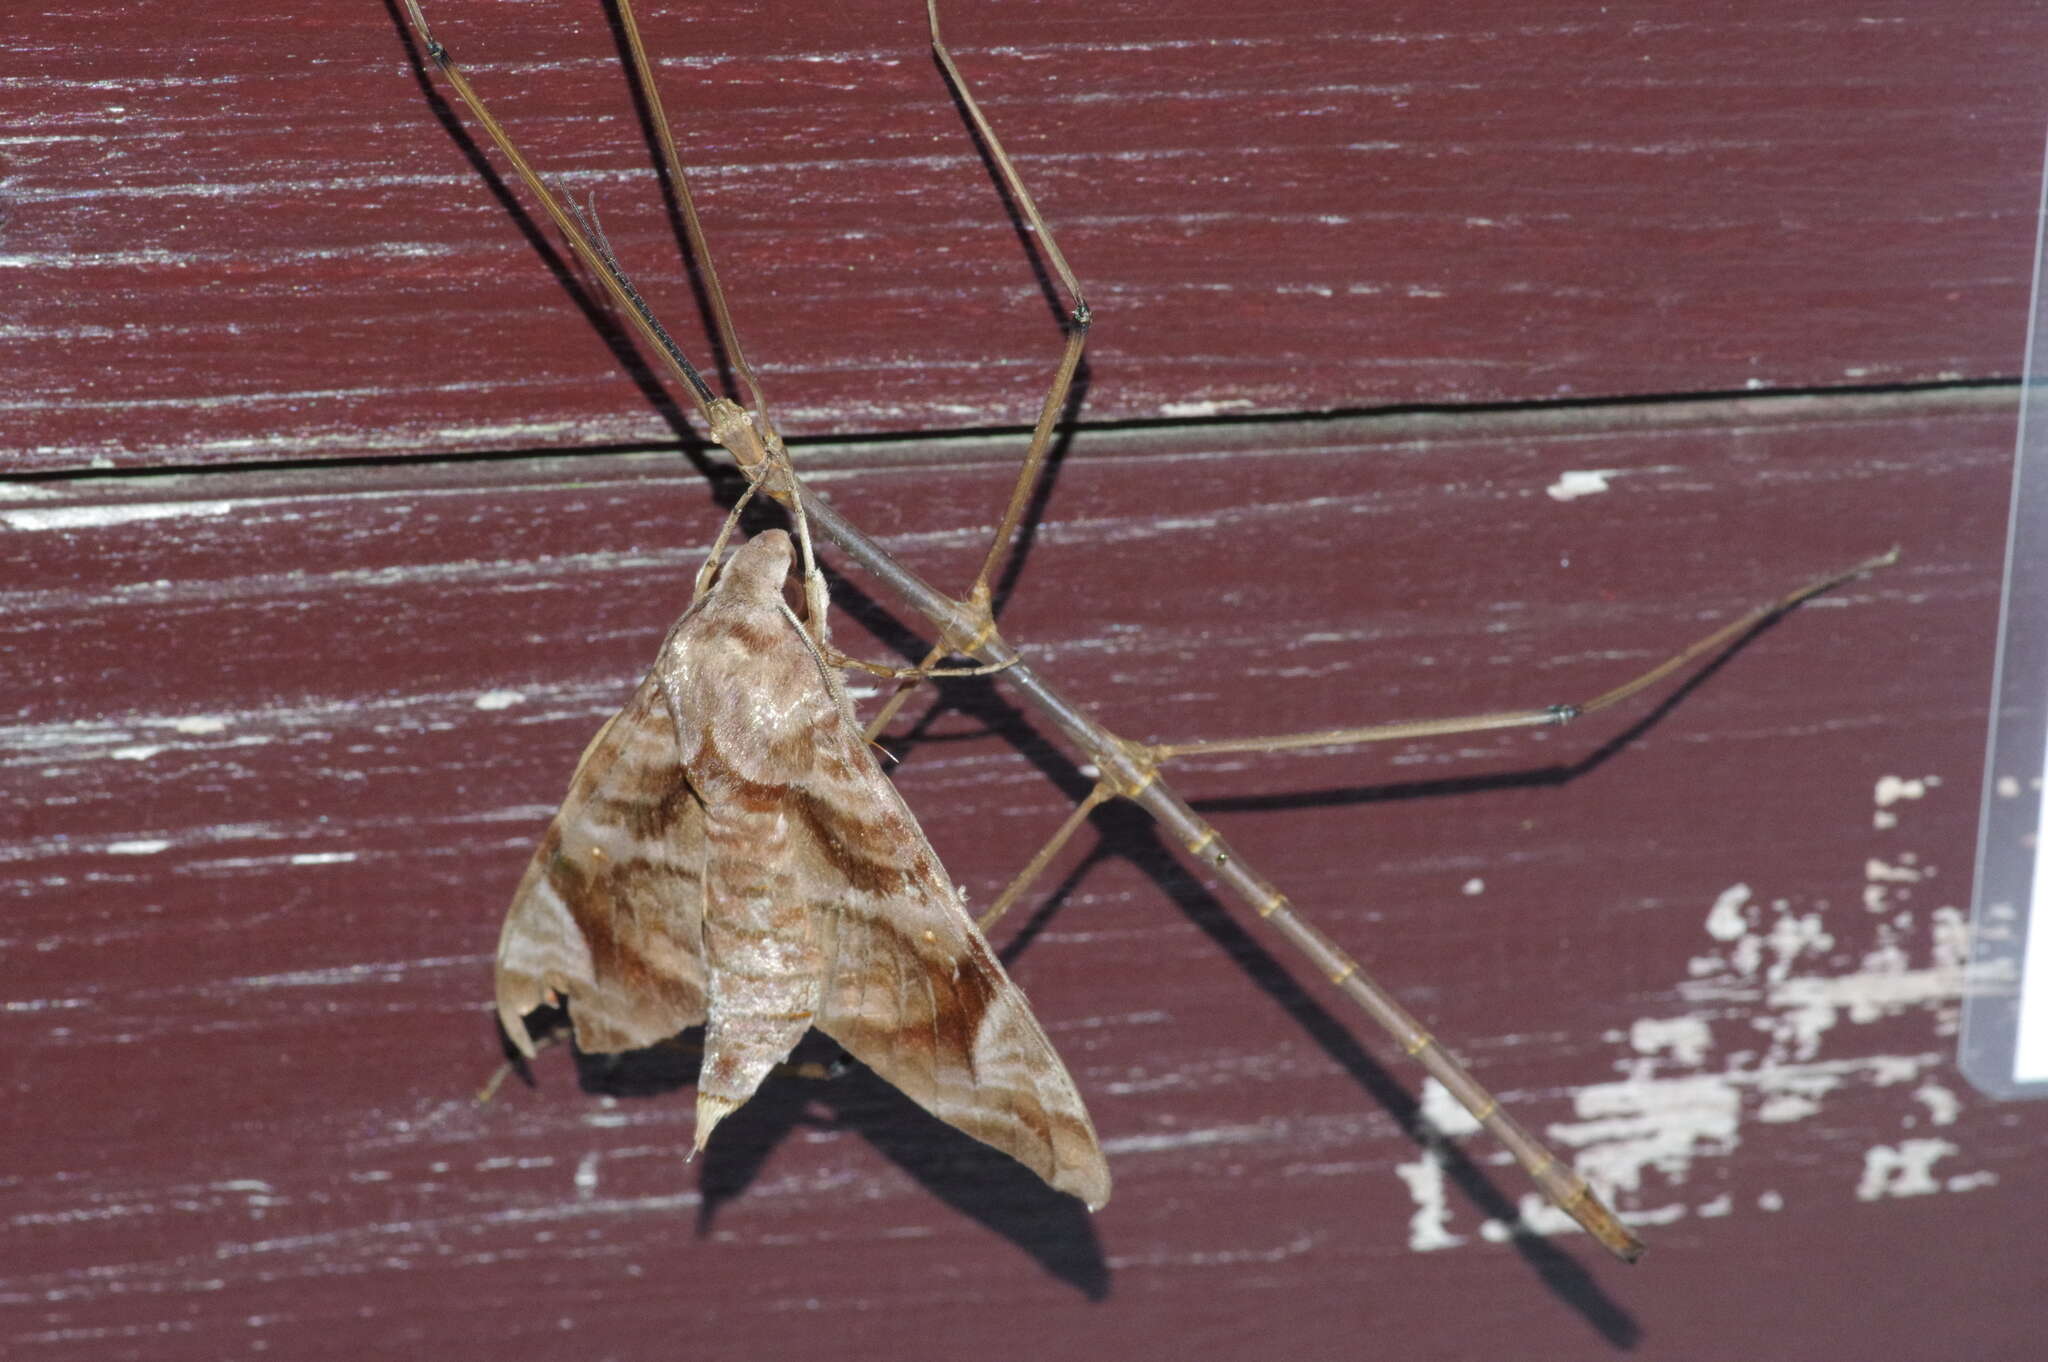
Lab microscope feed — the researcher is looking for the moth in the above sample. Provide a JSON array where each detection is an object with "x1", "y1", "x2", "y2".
[{"x1": 492, "y1": 525, "x2": 1111, "y2": 1208}]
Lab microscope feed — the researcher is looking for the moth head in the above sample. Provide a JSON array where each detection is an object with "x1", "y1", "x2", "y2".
[{"x1": 709, "y1": 529, "x2": 794, "y2": 605}]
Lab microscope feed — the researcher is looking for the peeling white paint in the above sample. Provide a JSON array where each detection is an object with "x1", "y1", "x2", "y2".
[
  {"x1": 1546, "y1": 1072, "x2": 1741, "y2": 1197},
  {"x1": 1101, "y1": 1123, "x2": 1270, "y2": 1156},
  {"x1": 1872, "y1": 773, "x2": 1937, "y2": 829},
  {"x1": 1544, "y1": 469, "x2": 1620, "y2": 501},
  {"x1": 1393, "y1": 770, "x2": 1982, "y2": 1250},
  {"x1": 174, "y1": 716, "x2": 229, "y2": 735},
  {"x1": 1631, "y1": 1016, "x2": 1712, "y2": 1066},
  {"x1": 1394, "y1": 1150, "x2": 1466, "y2": 1252},
  {"x1": 1911, "y1": 1081, "x2": 1960, "y2": 1126},
  {"x1": 1461, "y1": 877, "x2": 1484, "y2": 896},
  {"x1": 473, "y1": 689, "x2": 525, "y2": 711},
  {"x1": 574, "y1": 1152, "x2": 601, "y2": 1198},
  {"x1": 1418, "y1": 1076, "x2": 1482, "y2": 1138},
  {"x1": 1756, "y1": 1092, "x2": 1822, "y2": 1123},
  {"x1": 1158, "y1": 398, "x2": 1254, "y2": 419},
  {"x1": 106, "y1": 839, "x2": 171, "y2": 855},
  {"x1": 0, "y1": 500, "x2": 238, "y2": 531},
  {"x1": 1705, "y1": 883, "x2": 1752, "y2": 941},
  {"x1": 1856, "y1": 1139, "x2": 1958, "y2": 1199},
  {"x1": 1762, "y1": 906, "x2": 1967, "y2": 1061}
]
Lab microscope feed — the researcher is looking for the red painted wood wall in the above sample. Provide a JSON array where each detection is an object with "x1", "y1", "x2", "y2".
[{"x1": 8, "y1": 2, "x2": 2040, "y2": 1357}]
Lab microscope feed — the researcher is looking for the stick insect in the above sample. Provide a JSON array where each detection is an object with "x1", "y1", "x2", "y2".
[{"x1": 401, "y1": 0, "x2": 1894, "y2": 1264}]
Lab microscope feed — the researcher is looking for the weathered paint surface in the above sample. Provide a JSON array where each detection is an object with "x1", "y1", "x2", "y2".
[
  {"x1": 6, "y1": 0, "x2": 2044, "y2": 1357},
  {"x1": 9, "y1": 1, "x2": 2048, "y2": 471}
]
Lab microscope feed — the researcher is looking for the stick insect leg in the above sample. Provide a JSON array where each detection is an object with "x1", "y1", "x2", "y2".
[
  {"x1": 610, "y1": 0, "x2": 775, "y2": 426},
  {"x1": 407, "y1": 2, "x2": 826, "y2": 628},
  {"x1": 401, "y1": 2, "x2": 721, "y2": 426},
  {"x1": 968, "y1": 547, "x2": 1895, "y2": 1263},
  {"x1": 979, "y1": 548, "x2": 1897, "y2": 938},
  {"x1": 1142, "y1": 546, "x2": 1901, "y2": 765},
  {"x1": 864, "y1": 0, "x2": 1092, "y2": 742},
  {"x1": 605, "y1": 1, "x2": 849, "y2": 640}
]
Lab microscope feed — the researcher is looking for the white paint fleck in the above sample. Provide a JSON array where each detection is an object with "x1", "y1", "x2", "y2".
[
  {"x1": 1856, "y1": 1139, "x2": 1957, "y2": 1200},
  {"x1": 473, "y1": 689, "x2": 525, "y2": 711},
  {"x1": 1394, "y1": 1150, "x2": 1466, "y2": 1252},
  {"x1": 1697, "y1": 1193, "x2": 1733, "y2": 1218},
  {"x1": 0, "y1": 500, "x2": 237, "y2": 531},
  {"x1": 1766, "y1": 924, "x2": 1966, "y2": 1062},
  {"x1": 1997, "y1": 775, "x2": 2021, "y2": 798},
  {"x1": 1631, "y1": 1016, "x2": 1712, "y2": 1066},
  {"x1": 1545, "y1": 469, "x2": 1620, "y2": 502},
  {"x1": 1158, "y1": 398, "x2": 1254, "y2": 419},
  {"x1": 288, "y1": 852, "x2": 357, "y2": 866},
  {"x1": 107, "y1": 839, "x2": 171, "y2": 855},
  {"x1": 1872, "y1": 775, "x2": 1932, "y2": 829},
  {"x1": 1756, "y1": 1093, "x2": 1822, "y2": 1123},
  {"x1": 1546, "y1": 1073, "x2": 1741, "y2": 1196},
  {"x1": 4, "y1": 997, "x2": 89, "y2": 1013},
  {"x1": 174, "y1": 716, "x2": 228, "y2": 735},
  {"x1": 1912, "y1": 1082, "x2": 1960, "y2": 1126},
  {"x1": 1763, "y1": 912, "x2": 1833, "y2": 983},
  {"x1": 574, "y1": 1152, "x2": 600, "y2": 1198},
  {"x1": 1418, "y1": 1077, "x2": 1482, "y2": 1138},
  {"x1": 1705, "y1": 883, "x2": 1753, "y2": 941},
  {"x1": 1461, "y1": 877, "x2": 1484, "y2": 896},
  {"x1": 1946, "y1": 1171, "x2": 2000, "y2": 1192},
  {"x1": 1101, "y1": 1123, "x2": 1269, "y2": 1155},
  {"x1": 111, "y1": 745, "x2": 166, "y2": 761},
  {"x1": 1866, "y1": 858, "x2": 1924, "y2": 884},
  {"x1": 1758, "y1": 1190, "x2": 1784, "y2": 1211}
]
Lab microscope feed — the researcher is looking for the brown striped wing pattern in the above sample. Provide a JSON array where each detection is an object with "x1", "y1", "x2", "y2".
[
  {"x1": 494, "y1": 674, "x2": 712, "y2": 1057},
  {"x1": 495, "y1": 530, "x2": 1110, "y2": 1209}
]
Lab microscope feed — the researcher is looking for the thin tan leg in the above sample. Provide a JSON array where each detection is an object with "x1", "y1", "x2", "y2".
[
  {"x1": 611, "y1": 0, "x2": 775, "y2": 424},
  {"x1": 401, "y1": 1, "x2": 720, "y2": 423},
  {"x1": 1145, "y1": 546, "x2": 1902, "y2": 765},
  {"x1": 863, "y1": 0, "x2": 1093, "y2": 742}
]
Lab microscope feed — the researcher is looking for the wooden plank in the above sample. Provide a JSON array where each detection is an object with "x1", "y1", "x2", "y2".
[
  {"x1": 2, "y1": 388, "x2": 2020, "y2": 1358},
  {"x1": 10, "y1": 0, "x2": 2045, "y2": 471}
]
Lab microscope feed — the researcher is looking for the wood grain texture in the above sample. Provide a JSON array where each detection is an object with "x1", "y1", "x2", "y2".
[
  {"x1": 5, "y1": 0, "x2": 2037, "y2": 1356},
  {"x1": 3, "y1": 390, "x2": 2024, "y2": 1357},
  {"x1": 8, "y1": 0, "x2": 2046, "y2": 470}
]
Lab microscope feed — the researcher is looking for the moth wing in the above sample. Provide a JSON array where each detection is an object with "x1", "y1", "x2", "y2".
[
  {"x1": 496, "y1": 672, "x2": 711, "y2": 1057},
  {"x1": 795, "y1": 719, "x2": 1112, "y2": 1210}
]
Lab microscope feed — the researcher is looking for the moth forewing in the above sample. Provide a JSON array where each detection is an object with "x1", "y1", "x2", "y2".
[
  {"x1": 493, "y1": 674, "x2": 710, "y2": 1057},
  {"x1": 495, "y1": 529, "x2": 1112, "y2": 1209}
]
